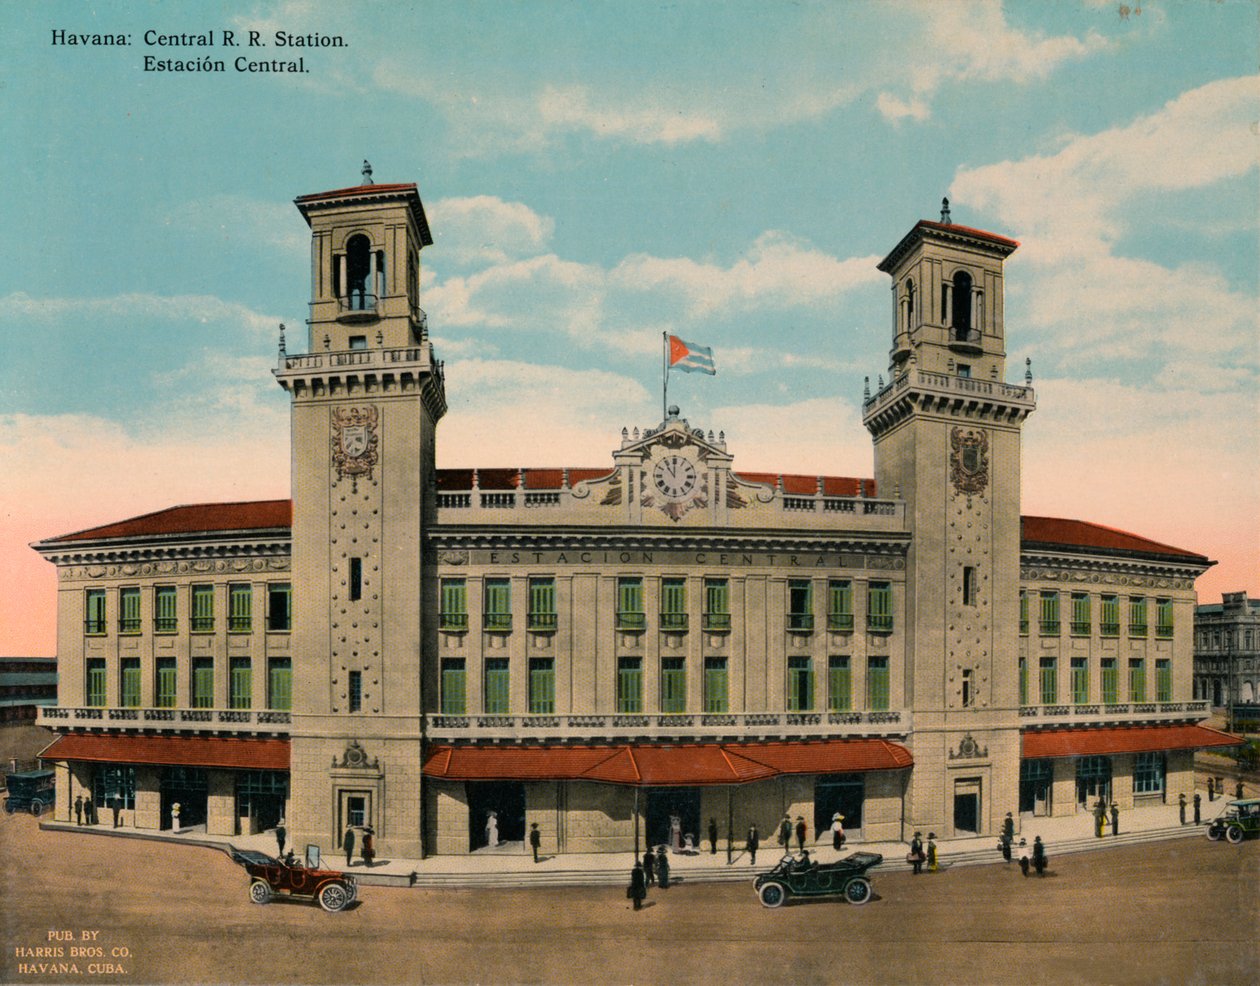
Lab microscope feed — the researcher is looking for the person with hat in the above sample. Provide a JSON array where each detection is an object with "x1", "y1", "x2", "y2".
[
  {"x1": 1179, "y1": 792, "x2": 1187, "y2": 825},
  {"x1": 360, "y1": 825, "x2": 375, "y2": 867},
  {"x1": 795, "y1": 816, "x2": 808, "y2": 852},
  {"x1": 926, "y1": 833, "x2": 938, "y2": 872},
  {"x1": 778, "y1": 814, "x2": 792, "y2": 852},
  {"x1": 628, "y1": 861, "x2": 646, "y2": 911},
  {"x1": 831, "y1": 812, "x2": 846, "y2": 851},
  {"x1": 1032, "y1": 836, "x2": 1048, "y2": 876},
  {"x1": 746, "y1": 824, "x2": 759, "y2": 866},
  {"x1": 908, "y1": 831, "x2": 924, "y2": 875},
  {"x1": 655, "y1": 844, "x2": 670, "y2": 889},
  {"x1": 1017, "y1": 838, "x2": 1030, "y2": 877}
]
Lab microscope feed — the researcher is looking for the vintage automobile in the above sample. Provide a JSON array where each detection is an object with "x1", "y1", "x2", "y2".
[
  {"x1": 3, "y1": 769, "x2": 55, "y2": 817},
  {"x1": 752, "y1": 851, "x2": 883, "y2": 907},
  {"x1": 228, "y1": 848, "x2": 358, "y2": 912},
  {"x1": 1205, "y1": 798, "x2": 1260, "y2": 844}
]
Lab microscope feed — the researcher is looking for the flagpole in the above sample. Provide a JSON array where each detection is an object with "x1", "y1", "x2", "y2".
[{"x1": 662, "y1": 331, "x2": 668, "y2": 422}]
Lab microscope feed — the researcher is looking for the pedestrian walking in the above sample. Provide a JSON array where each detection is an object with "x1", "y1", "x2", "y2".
[
  {"x1": 1110, "y1": 803, "x2": 1119, "y2": 837},
  {"x1": 1093, "y1": 798, "x2": 1106, "y2": 838},
  {"x1": 1179, "y1": 792, "x2": 1187, "y2": 825},
  {"x1": 1193, "y1": 793, "x2": 1201, "y2": 825},
  {"x1": 1000, "y1": 834, "x2": 1012, "y2": 863},
  {"x1": 795, "y1": 816, "x2": 807, "y2": 852},
  {"x1": 342, "y1": 826, "x2": 356, "y2": 866},
  {"x1": 746, "y1": 825, "x2": 759, "y2": 866},
  {"x1": 111, "y1": 795, "x2": 121, "y2": 828},
  {"x1": 629, "y1": 862, "x2": 646, "y2": 910},
  {"x1": 171, "y1": 802, "x2": 181, "y2": 832},
  {"x1": 360, "y1": 825, "x2": 375, "y2": 867},
  {"x1": 529, "y1": 822, "x2": 541, "y2": 862},
  {"x1": 1017, "y1": 838, "x2": 1030, "y2": 877},
  {"x1": 656, "y1": 845, "x2": 670, "y2": 889},
  {"x1": 1003, "y1": 811, "x2": 1015, "y2": 843},
  {"x1": 926, "y1": 833, "x2": 938, "y2": 873},
  {"x1": 275, "y1": 816, "x2": 287, "y2": 856},
  {"x1": 708, "y1": 817, "x2": 718, "y2": 855},
  {"x1": 1032, "y1": 836, "x2": 1047, "y2": 877},
  {"x1": 1208, "y1": 777, "x2": 1215, "y2": 802},
  {"x1": 908, "y1": 831, "x2": 924, "y2": 875},
  {"x1": 643, "y1": 847, "x2": 655, "y2": 886},
  {"x1": 778, "y1": 814, "x2": 792, "y2": 852},
  {"x1": 74, "y1": 795, "x2": 83, "y2": 826},
  {"x1": 831, "y1": 813, "x2": 846, "y2": 851}
]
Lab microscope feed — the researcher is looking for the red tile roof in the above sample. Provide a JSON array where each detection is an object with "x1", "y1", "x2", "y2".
[
  {"x1": 294, "y1": 182, "x2": 419, "y2": 204},
  {"x1": 435, "y1": 468, "x2": 616, "y2": 491},
  {"x1": 422, "y1": 739, "x2": 912, "y2": 785},
  {"x1": 41, "y1": 733, "x2": 290, "y2": 771},
  {"x1": 914, "y1": 219, "x2": 1020, "y2": 250},
  {"x1": 732, "y1": 473, "x2": 875, "y2": 497},
  {"x1": 1022, "y1": 724, "x2": 1237, "y2": 759},
  {"x1": 878, "y1": 219, "x2": 1020, "y2": 273},
  {"x1": 44, "y1": 500, "x2": 292, "y2": 544},
  {"x1": 1021, "y1": 516, "x2": 1210, "y2": 563}
]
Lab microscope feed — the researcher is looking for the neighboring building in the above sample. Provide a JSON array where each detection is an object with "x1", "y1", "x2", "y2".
[
  {"x1": 0, "y1": 657, "x2": 57, "y2": 725},
  {"x1": 1194, "y1": 592, "x2": 1260, "y2": 712},
  {"x1": 32, "y1": 174, "x2": 1236, "y2": 858}
]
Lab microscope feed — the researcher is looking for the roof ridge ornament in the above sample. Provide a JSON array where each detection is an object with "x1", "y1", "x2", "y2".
[
  {"x1": 361, "y1": 159, "x2": 374, "y2": 185},
  {"x1": 940, "y1": 196, "x2": 951, "y2": 224}
]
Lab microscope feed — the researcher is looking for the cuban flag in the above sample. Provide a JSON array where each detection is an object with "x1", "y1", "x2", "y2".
[{"x1": 668, "y1": 335, "x2": 716, "y2": 375}]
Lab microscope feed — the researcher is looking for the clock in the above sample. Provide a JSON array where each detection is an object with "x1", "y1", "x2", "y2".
[{"x1": 652, "y1": 455, "x2": 697, "y2": 500}]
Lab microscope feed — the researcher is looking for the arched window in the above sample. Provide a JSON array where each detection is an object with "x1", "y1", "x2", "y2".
[
  {"x1": 952, "y1": 271, "x2": 973, "y2": 337},
  {"x1": 335, "y1": 235, "x2": 386, "y2": 311},
  {"x1": 905, "y1": 278, "x2": 915, "y2": 330}
]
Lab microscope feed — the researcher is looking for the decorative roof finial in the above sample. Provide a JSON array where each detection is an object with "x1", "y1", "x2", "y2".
[
  {"x1": 278, "y1": 322, "x2": 286, "y2": 356},
  {"x1": 863, "y1": 376, "x2": 870, "y2": 401},
  {"x1": 940, "y1": 197, "x2": 952, "y2": 224},
  {"x1": 1025, "y1": 356, "x2": 1033, "y2": 386},
  {"x1": 361, "y1": 160, "x2": 374, "y2": 185}
]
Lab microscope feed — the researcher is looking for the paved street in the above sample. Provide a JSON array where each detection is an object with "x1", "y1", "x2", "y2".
[{"x1": 2, "y1": 813, "x2": 1255, "y2": 985}]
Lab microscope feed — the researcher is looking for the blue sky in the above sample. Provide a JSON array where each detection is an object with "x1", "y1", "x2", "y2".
[{"x1": 1, "y1": 0, "x2": 1256, "y2": 652}]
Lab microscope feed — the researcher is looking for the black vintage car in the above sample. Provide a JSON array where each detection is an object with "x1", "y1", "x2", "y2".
[
  {"x1": 3, "y1": 769, "x2": 55, "y2": 817},
  {"x1": 1205, "y1": 799, "x2": 1260, "y2": 844},
  {"x1": 753, "y1": 851, "x2": 883, "y2": 907},
  {"x1": 228, "y1": 848, "x2": 358, "y2": 912}
]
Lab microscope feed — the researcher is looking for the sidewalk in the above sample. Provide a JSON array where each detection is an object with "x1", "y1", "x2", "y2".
[{"x1": 40, "y1": 786, "x2": 1239, "y2": 889}]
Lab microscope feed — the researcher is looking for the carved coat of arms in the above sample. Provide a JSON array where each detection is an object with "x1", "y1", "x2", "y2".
[
  {"x1": 332, "y1": 406, "x2": 379, "y2": 482},
  {"x1": 949, "y1": 426, "x2": 989, "y2": 495}
]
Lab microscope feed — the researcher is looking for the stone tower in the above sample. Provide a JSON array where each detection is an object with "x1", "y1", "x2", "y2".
[
  {"x1": 863, "y1": 202, "x2": 1035, "y2": 838},
  {"x1": 274, "y1": 166, "x2": 445, "y2": 858}
]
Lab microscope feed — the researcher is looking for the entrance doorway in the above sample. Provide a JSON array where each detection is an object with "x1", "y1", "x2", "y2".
[
  {"x1": 814, "y1": 774, "x2": 865, "y2": 840},
  {"x1": 466, "y1": 781, "x2": 525, "y2": 851},
  {"x1": 645, "y1": 787, "x2": 701, "y2": 850},
  {"x1": 1019, "y1": 759, "x2": 1053, "y2": 817},
  {"x1": 953, "y1": 778, "x2": 981, "y2": 835},
  {"x1": 1075, "y1": 756, "x2": 1112, "y2": 811},
  {"x1": 159, "y1": 767, "x2": 207, "y2": 830}
]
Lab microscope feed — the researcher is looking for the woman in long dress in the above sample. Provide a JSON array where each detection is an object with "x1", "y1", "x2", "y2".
[
  {"x1": 485, "y1": 811, "x2": 499, "y2": 847},
  {"x1": 669, "y1": 815, "x2": 682, "y2": 852}
]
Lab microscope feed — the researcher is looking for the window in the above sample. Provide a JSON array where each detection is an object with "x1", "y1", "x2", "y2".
[
  {"x1": 268, "y1": 657, "x2": 291, "y2": 711},
  {"x1": 349, "y1": 335, "x2": 368, "y2": 350},
  {"x1": 828, "y1": 656, "x2": 852, "y2": 712},
  {"x1": 348, "y1": 670, "x2": 362, "y2": 712},
  {"x1": 1101, "y1": 658, "x2": 1118, "y2": 705},
  {"x1": 617, "y1": 657, "x2": 643, "y2": 714},
  {"x1": 1129, "y1": 597, "x2": 1147, "y2": 637},
  {"x1": 86, "y1": 658, "x2": 107, "y2": 706},
  {"x1": 867, "y1": 582, "x2": 893, "y2": 632},
  {"x1": 485, "y1": 659, "x2": 510, "y2": 714},
  {"x1": 156, "y1": 658, "x2": 177, "y2": 709},
  {"x1": 1155, "y1": 598, "x2": 1173, "y2": 639},
  {"x1": 1071, "y1": 658, "x2": 1089, "y2": 705},
  {"x1": 1129, "y1": 659, "x2": 1146, "y2": 703},
  {"x1": 787, "y1": 580, "x2": 813, "y2": 631},
  {"x1": 704, "y1": 657, "x2": 728, "y2": 713},
  {"x1": 527, "y1": 578, "x2": 557, "y2": 631},
  {"x1": 267, "y1": 583, "x2": 291, "y2": 632},
  {"x1": 349, "y1": 558, "x2": 362, "y2": 601},
  {"x1": 703, "y1": 579, "x2": 730, "y2": 631},
  {"x1": 439, "y1": 579, "x2": 467, "y2": 631},
  {"x1": 93, "y1": 765, "x2": 136, "y2": 812},
  {"x1": 484, "y1": 578, "x2": 512, "y2": 632},
  {"x1": 1039, "y1": 657, "x2": 1058, "y2": 705},
  {"x1": 1156, "y1": 659, "x2": 1171, "y2": 703},
  {"x1": 1100, "y1": 595, "x2": 1119, "y2": 637},
  {"x1": 119, "y1": 587, "x2": 141, "y2": 634},
  {"x1": 229, "y1": 584, "x2": 252, "y2": 633},
  {"x1": 951, "y1": 270, "x2": 973, "y2": 334},
  {"x1": 85, "y1": 589, "x2": 106, "y2": 636},
  {"x1": 617, "y1": 578, "x2": 645, "y2": 630},
  {"x1": 1070, "y1": 593, "x2": 1090, "y2": 636},
  {"x1": 787, "y1": 656, "x2": 814, "y2": 712},
  {"x1": 660, "y1": 657, "x2": 686, "y2": 713},
  {"x1": 961, "y1": 668, "x2": 974, "y2": 708},
  {"x1": 957, "y1": 363, "x2": 971, "y2": 378},
  {"x1": 1134, "y1": 752, "x2": 1165, "y2": 794},
  {"x1": 1038, "y1": 591, "x2": 1060, "y2": 635},
  {"x1": 962, "y1": 567, "x2": 977, "y2": 606},
  {"x1": 1019, "y1": 590, "x2": 1029, "y2": 636},
  {"x1": 192, "y1": 658, "x2": 214, "y2": 708},
  {"x1": 155, "y1": 585, "x2": 178, "y2": 634},
  {"x1": 229, "y1": 657, "x2": 252, "y2": 709},
  {"x1": 120, "y1": 658, "x2": 141, "y2": 707},
  {"x1": 827, "y1": 580, "x2": 853, "y2": 631},
  {"x1": 191, "y1": 585, "x2": 215, "y2": 633},
  {"x1": 1019, "y1": 657, "x2": 1028, "y2": 705},
  {"x1": 528, "y1": 658, "x2": 555, "y2": 714},
  {"x1": 660, "y1": 578, "x2": 687, "y2": 630},
  {"x1": 866, "y1": 657, "x2": 889, "y2": 711},
  {"x1": 441, "y1": 659, "x2": 466, "y2": 715}
]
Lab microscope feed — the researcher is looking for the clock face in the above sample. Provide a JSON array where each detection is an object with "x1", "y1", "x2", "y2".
[{"x1": 652, "y1": 455, "x2": 697, "y2": 500}]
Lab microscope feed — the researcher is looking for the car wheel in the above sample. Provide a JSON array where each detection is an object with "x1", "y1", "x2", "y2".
[
  {"x1": 1225, "y1": 825, "x2": 1246, "y2": 845},
  {"x1": 29, "y1": 800, "x2": 43, "y2": 817},
  {"x1": 248, "y1": 881, "x2": 272, "y2": 905},
  {"x1": 318, "y1": 882, "x2": 351, "y2": 912},
  {"x1": 4, "y1": 801, "x2": 15, "y2": 815},
  {"x1": 758, "y1": 881, "x2": 788, "y2": 908},
  {"x1": 844, "y1": 878, "x2": 872, "y2": 905},
  {"x1": 1206, "y1": 825, "x2": 1222, "y2": 841}
]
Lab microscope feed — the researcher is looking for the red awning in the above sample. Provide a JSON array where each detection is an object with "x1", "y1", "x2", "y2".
[
  {"x1": 423, "y1": 739, "x2": 912, "y2": 786},
  {"x1": 1022, "y1": 724, "x2": 1238, "y2": 759},
  {"x1": 41, "y1": 733, "x2": 290, "y2": 771}
]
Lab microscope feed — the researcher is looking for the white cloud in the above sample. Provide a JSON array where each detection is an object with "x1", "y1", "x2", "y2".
[
  {"x1": 536, "y1": 85, "x2": 723, "y2": 145},
  {"x1": 428, "y1": 196, "x2": 555, "y2": 266},
  {"x1": 164, "y1": 195, "x2": 307, "y2": 255},
  {"x1": 0, "y1": 291, "x2": 287, "y2": 337}
]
